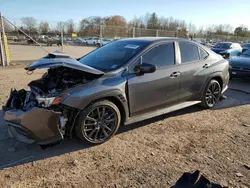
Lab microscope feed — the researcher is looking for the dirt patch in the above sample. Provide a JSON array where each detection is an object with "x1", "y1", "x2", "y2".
[{"x1": 0, "y1": 68, "x2": 249, "y2": 188}]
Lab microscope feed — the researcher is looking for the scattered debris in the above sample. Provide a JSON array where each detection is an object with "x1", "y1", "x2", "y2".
[
  {"x1": 242, "y1": 123, "x2": 250, "y2": 127},
  {"x1": 71, "y1": 160, "x2": 78, "y2": 167},
  {"x1": 4, "y1": 174, "x2": 10, "y2": 178},
  {"x1": 235, "y1": 172, "x2": 244, "y2": 177},
  {"x1": 220, "y1": 180, "x2": 228, "y2": 187},
  {"x1": 243, "y1": 164, "x2": 250, "y2": 170},
  {"x1": 150, "y1": 152, "x2": 155, "y2": 156}
]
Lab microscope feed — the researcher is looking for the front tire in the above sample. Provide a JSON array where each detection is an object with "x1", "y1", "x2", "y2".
[
  {"x1": 75, "y1": 100, "x2": 121, "y2": 144},
  {"x1": 200, "y1": 79, "x2": 221, "y2": 109}
]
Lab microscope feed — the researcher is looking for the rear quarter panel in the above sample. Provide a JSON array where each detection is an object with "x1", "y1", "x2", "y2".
[{"x1": 199, "y1": 58, "x2": 229, "y2": 97}]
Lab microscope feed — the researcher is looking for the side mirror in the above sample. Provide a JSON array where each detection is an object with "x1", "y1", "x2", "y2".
[{"x1": 134, "y1": 63, "x2": 156, "y2": 75}]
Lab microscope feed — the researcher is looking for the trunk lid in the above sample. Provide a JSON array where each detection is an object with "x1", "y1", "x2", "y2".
[{"x1": 25, "y1": 51, "x2": 104, "y2": 75}]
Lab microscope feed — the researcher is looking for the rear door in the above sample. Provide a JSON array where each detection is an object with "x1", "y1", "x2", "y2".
[
  {"x1": 177, "y1": 41, "x2": 210, "y2": 102},
  {"x1": 127, "y1": 42, "x2": 180, "y2": 116}
]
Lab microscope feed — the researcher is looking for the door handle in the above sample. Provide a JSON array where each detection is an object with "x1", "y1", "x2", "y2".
[
  {"x1": 203, "y1": 64, "x2": 210, "y2": 68},
  {"x1": 170, "y1": 71, "x2": 180, "y2": 78}
]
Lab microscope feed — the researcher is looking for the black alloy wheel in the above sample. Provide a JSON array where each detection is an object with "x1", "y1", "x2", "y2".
[
  {"x1": 76, "y1": 100, "x2": 121, "y2": 144},
  {"x1": 201, "y1": 80, "x2": 221, "y2": 108}
]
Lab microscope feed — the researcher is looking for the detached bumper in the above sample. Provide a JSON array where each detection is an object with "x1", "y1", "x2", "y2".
[{"x1": 4, "y1": 107, "x2": 63, "y2": 145}]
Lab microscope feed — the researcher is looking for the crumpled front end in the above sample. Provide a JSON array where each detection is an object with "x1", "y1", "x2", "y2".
[
  {"x1": 2, "y1": 88, "x2": 68, "y2": 144},
  {"x1": 4, "y1": 107, "x2": 63, "y2": 145},
  {"x1": 2, "y1": 54, "x2": 102, "y2": 145}
]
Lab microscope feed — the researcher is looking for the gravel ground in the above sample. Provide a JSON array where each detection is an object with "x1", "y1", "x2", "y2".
[{"x1": 0, "y1": 67, "x2": 249, "y2": 188}]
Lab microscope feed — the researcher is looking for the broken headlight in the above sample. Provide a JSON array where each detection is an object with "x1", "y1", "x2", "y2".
[{"x1": 36, "y1": 93, "x2": 68, "y2": 107}]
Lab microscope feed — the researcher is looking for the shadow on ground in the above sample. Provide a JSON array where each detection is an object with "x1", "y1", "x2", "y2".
[{"x1": 0, "y1": 79, "x2": 250, "y2": 170}]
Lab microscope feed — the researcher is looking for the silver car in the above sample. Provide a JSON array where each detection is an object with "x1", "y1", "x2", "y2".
[{"x1": 3, "y1": 38, "x2": 229, "y2": 145}]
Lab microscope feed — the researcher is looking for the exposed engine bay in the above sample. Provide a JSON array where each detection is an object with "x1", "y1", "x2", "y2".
[{"x1": 4, "y1": 67, "x2": 98, "y2": 111}]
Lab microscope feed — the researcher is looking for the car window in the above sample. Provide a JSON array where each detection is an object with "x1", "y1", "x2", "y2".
[
  {"x1": 199, "y1": 48, "x2": 208, "y2": 59},
  {"x1": 179, "y1": 42, "x2": 199, "y2": 63},
  {"x1": 142, "y1": 43, "x2": 175, "y2": 67}
]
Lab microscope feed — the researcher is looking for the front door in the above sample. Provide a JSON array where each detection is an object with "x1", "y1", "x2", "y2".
[{"x1": 127, "y1": 42, "x2": 180, "y2": 116}]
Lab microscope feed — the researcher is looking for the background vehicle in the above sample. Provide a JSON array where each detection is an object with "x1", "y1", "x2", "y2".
[
  {"x1": 3, "y1": 38, "x2": 229, "y2": 146},
  {"x1": 96, "y1": 38, "x2": 113, "y2": 47},
  {"x1": 241, "y1": 43, "x2": 250, "y2": 53},
  {"x1": 211, "y1": 42, "x2": 242, "y2": 59},
  {"x1": 229, "y1": 48, "x2": 250, "y2": 79},
  {"x1": 86, "y1": 37, "x2": 99, "y2": 45},
  {"x1": 46, "y1": 36, "x2": 62, "y2": 46},
  {"x1": 73, "y1": 37, "x2": 86, "y2": 45}
]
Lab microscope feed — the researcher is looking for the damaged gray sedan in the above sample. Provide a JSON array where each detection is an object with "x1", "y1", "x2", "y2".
[{"x1": 3, "y1": 38, "x2": 229, "y2": 145}]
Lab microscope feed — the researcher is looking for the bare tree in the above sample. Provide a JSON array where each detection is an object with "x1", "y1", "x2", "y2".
[
  {"x1": 215, "y1": 24, "x2": 233, "y2": 34},
  {"x1": 39, "y1": 21, "x2": 49, "y2": 34},
  {"x1": 21, "y1": 17, "x2": 37, "y2": 34},
  {"x1": 188, "y1": 22, "x2": 197, "y2": 35},
  {"x1": 104, "y1": 15, "x2": 127, "y2": 27},
  {"x1": 66, "y1": 19, "x2": 75, "y2": 35}
]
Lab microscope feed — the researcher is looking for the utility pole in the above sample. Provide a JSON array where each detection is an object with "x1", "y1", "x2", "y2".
[
  {"x1": 60, "y1": 22, "x2": 64, "y2": 52},
  {"x1": 0, "y1": 12, "x2": 5, "y2": 66}
]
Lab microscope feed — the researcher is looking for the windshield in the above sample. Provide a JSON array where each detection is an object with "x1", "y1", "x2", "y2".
[
  {"x1": 241, "y1": 49, "x2": 250, "y2": 56},
  {"x1": 79, "y1": 40, "x2": 149, "y2": 72},
  {"x1": 214, "y1": 43, "x2": 231, "y2": 49}
]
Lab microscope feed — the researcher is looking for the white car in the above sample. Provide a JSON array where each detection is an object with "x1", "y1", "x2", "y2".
[
  {"x1": 86, "y1": 37, "x2": 99, "y2": 45},
  {"x1": 101, "y1": 39, "x2": 113, "y2": 46}
]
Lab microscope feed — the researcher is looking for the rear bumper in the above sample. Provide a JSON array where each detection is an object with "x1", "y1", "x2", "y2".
[{"x1": 4, "y1": 107, "x2": 64, "y2": 145}]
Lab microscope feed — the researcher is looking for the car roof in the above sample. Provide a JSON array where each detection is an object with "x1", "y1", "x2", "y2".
[{"x1": 119, "y1": 37, "x2": 192, "y2": 44}]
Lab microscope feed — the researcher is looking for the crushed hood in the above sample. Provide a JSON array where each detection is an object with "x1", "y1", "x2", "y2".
[{"x1": 25, "y1": 51, "x2": 104, "y2": 75}]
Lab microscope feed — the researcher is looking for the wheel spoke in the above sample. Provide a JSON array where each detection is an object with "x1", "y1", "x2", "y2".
[
  {"x1": 206, "y1": 88, "x2": 212, "y2": 95},
  {"x1": 96, "y1": 108, "x2": 101, "y2": 118},
  {"x1": 94, "y1": 129, "x2": 99, "y2": 139},
  {"x1": 106, "y1": 113, "x2": 114, "y2": 120},
  {"x1": 212, "y1": 96, "x2": 216, "y2": 104},
  {"x1": 212, "y1": 83, "x2": 216, "y2": 91},
  {"x1": 103, "y1": 124, "x2": 112, "y2": 132},
  {"x1": 86, "y1": 116, "x2": 97, "y2": 122},
  {"x1": 102, "y1": 127, "x2": 109, "y2": 137},
  {"x1": 84, "y1": 128, "x2": 94, "y2": 132},
  {"x1": 88, "y1": 129, "x2": 96, "y2": 138},
  {"x1": 102, "y1": 107, "x2": 106, "y2": 117},
  {"x1": 105, "y1": 118, "x2": 115, "y2": 124},
  {"x1": 213, "y1": 91, "x2": 219, "y2": 95}
]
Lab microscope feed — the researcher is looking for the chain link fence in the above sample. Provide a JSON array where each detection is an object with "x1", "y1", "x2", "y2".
[{"x1": 1, "y1": 16, "x2": 250, "y2": 65}]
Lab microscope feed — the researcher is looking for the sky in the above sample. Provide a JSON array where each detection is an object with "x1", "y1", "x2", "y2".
[{"x1": 1, "y1": 0, "x2": 250, "y2": 29}]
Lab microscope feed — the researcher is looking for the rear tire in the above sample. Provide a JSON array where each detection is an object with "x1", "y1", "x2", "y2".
[
  {"x1": 75, "y1": 100, "x2": 121, "y2": 144},
  {"x1": 200, "y1": 79, "x2": 221, "y2": 109}
]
